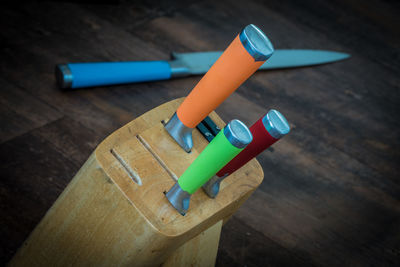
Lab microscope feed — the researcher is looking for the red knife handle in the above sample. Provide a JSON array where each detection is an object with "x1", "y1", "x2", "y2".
[
  {"x1": 216, "y1": 110, "x2": 289, "y2": 177},
  {"x1": 216, "y1": 117, "x2": 274, "y2": 177}
]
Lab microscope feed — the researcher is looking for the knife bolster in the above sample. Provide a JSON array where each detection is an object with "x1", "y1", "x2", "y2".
[
  {"x1": 164, "y1": 112, "x2": 193, "y2": 152},
  {"x1": 165, "y1": 182, "x2": 191, "y2": 216},
  {"x1": 9, "y1": 98, "x2": 264, "y2": 267}
]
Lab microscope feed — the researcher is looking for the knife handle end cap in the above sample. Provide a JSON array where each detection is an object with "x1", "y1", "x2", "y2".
[
  {"x1": 55, "y1": 64, "x2": 73, "y2": 89},
  {"x1": 240, "y1": 24, "x2": 274, "y2": 61},
  {"x1": 262, "y1": 110, "x2": 290, "y2": 139},
  {"x1": 224, "y1": 119, "x2": 253, "y2": 148}
]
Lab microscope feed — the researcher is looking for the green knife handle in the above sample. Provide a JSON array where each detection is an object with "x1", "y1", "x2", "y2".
[{"x1": 178, "y1": 120, "x2": 252, "y2": 194}]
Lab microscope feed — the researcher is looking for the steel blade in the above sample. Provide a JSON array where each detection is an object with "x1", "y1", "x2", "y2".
[
  {"x1": 171, "y1": 51, "x2": 223, "y2": 75},
  {"x1": 170, "y1": 49, "x2": 350, "y2": 75},
  {"x1": 259, "y1": 49, "x2": 350, "y2": 70}
]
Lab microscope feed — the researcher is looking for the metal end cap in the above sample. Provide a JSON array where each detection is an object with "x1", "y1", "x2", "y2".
[
  {"x1": 224, "y1": 119, "x2": 253, "y2": 149},
  {"x1": 55, "y1": 64, "x2": 73, "y2": 89},
  {"x1": 262, "y1": 109, "x2": 290, "y2": 139},
  {"x1": 239, "y1": 24, "x2": 274, "y2": 61}
]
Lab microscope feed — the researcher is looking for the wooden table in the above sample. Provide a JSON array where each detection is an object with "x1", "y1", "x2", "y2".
[{"x1": 1, "y1": 1, "x2": 399, "y2": 266}]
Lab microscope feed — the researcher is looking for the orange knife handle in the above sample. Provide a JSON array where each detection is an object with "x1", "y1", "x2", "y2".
[{"x1": 177, "y1": 24, "x2": 273, "y2": 128}]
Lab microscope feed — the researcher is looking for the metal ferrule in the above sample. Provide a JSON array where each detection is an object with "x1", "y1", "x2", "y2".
[
  {"x1": 262, "y1": 109, "x2": 290, "y2": 139},
  {"x1": 239, "y1": 24, "x2": 274, "y2": 62},
  {"x1": 165, "y1": 182, "x2": 191, "y2": 216},
  {"x1": 168, "y1": 60, "x2": 190, "y2": 78},
  {"x1": 223, "y1": 119, "x2": 253, "y2": 148},
  {"x1": 164, "y1": 112, "x2": 193, "y2": 153},
  {"x1": 202, "y1": 174, "x2": 228, "y2": 198},
  {"x1": 55, "y1": 64, "x2": 73, "y2": 89}
]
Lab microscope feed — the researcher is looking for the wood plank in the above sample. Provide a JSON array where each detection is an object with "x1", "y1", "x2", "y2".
[
  {"x1": 0, "y1": 78, "x2": 62, "y2": 143},
  {"x1": 217, "y1": 217, "x2": 315, "y2": 267},
  {"x1": 0, "y1": 132, "x2": 79, "y2": 264},
  {"x1": 32, "y1": 116, "x2": 103, "y2": 165},
  {"x1": 235, "y1": 189, "x2": 400, "y2": 266}
]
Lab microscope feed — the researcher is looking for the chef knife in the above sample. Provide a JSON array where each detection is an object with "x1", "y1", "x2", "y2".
[
  {"x1": 56, "y1": 50, "x2": 350, "y2": 89},
  {"x1": 165, "y1": 119, "x2": 253, "y2": 215},
  {"x1": 202, "y1": 109, "x2": 290, "y2": 198},
  {"x1": 164, "y1": 24, "x2": 274, "y2": 152}
]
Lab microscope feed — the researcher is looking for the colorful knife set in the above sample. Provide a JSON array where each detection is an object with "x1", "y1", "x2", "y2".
[{"x1": 55, "y1": 24, "x2": 349, "y2": 215}]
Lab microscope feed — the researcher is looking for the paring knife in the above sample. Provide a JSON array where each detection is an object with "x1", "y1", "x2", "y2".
[
  {"x1": 202, "y1": 110, "x2": 290, "y2": 198},
  {"x1": 165, "y1": 24, "x2": 274, "y2": 152},
  {"x1": 165, "y1": 119, "x2": 253, "y2": 215},
  {"x1": 56, "y1": 51, "x2": 350, "y2": 89}
]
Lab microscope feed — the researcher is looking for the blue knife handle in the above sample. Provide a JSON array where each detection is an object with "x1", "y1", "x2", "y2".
[{"x1": 56, "y1": 61, "x2": 172, "y2": 89}]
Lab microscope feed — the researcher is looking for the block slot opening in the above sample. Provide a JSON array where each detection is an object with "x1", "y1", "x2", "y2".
[{"x1": 110, "y1": 148, "x2": 143, "y2": 186}]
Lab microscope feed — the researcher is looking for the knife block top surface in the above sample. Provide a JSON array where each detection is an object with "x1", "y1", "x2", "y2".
[{"x1": 95, "y1": 98, "x2": 264, "y2": 236}]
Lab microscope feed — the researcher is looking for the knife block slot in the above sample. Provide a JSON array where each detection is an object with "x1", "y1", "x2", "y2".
[
  {"x1": 110, "y1": 148, "x2": 143, "y2": 185},
  {"x1": 136, "y1": 134, "x2": 179, "y2": 182},
  {"x1": 9, "y1": 98, "x2": 264, "y2": 267}
]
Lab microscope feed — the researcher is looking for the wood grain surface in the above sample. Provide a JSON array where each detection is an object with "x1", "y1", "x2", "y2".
[{"x1": 1, "y1": 0, "x2": 399, "y2": 266}]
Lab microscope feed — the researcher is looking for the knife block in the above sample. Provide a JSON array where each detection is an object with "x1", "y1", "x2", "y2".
[{"x1": 9, "y1": 98, "x2": 264, "y2": 267}]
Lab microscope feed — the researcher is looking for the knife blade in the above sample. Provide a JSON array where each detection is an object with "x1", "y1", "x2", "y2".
[
  {"x1": 165, "y1": 119, "x2": 253, "y2": 215},
  {"x1": 170, "y1": 49, "x2": 349, "y2": 75},
  {"x1": 202, "y1": 110, "x2": 290, "y2": 198},
  {"x1": 56, "y1": 50, "x2": 350, "y2": 89},
  {"x1": 164, "y1": 24, "x2": 274, "y2": 152}
]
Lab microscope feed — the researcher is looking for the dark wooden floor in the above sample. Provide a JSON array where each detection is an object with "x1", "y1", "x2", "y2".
[{"x1": 1, "y1": 0, "x2": 399, "y2": 266}]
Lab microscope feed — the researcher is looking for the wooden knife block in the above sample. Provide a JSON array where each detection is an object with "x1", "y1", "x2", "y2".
[{"x1": 9, "y1": 98, "x2": 264, "y2": 267}]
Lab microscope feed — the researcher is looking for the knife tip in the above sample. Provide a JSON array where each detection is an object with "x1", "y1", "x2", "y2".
[{"x1": 334, "y1": 51, "x2": 351, "y2": 61}]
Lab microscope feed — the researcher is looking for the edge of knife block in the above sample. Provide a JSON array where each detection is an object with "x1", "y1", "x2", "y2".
[{"x1": 9, "y1": 98, "x2": 264, "y2": 267}]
